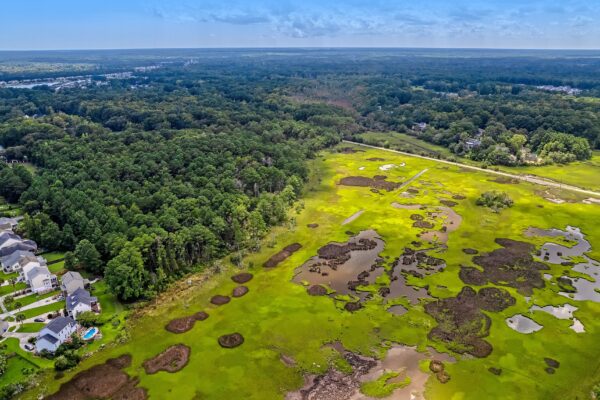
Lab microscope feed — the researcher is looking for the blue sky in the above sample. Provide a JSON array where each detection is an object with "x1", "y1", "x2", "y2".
[{"x1": 1, "y1": 0, "x2": 599, "y2": 50}]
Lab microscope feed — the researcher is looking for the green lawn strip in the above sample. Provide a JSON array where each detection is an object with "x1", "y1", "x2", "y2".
[
  {"x1": 2, "y1": 337, "x2": 53, "y2": 369},
  {"x1": 47, "y1": 261, "x2": 66, "y2": 274},
  {"x1": 41, "y1": 252, "x2": 66, "y2": 264},
  {"x1": 360, "y1": 372, "x2": 411, "y2": 398},
  {"x1": 16, "y1": 322, "x2": 46, "y2": 333},
  {"x1": 20, "y1": 301, "x2": 65, "y2": 320},
  {"x1": 7, "y1": 291, "x2": 59, "y2": 311},
  {"x1": 0, "y1": 282, "x2": 27, "y2": 296}
]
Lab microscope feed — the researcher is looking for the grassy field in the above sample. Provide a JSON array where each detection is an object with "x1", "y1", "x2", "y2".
[
  {"x1": 356, "y1": 131, "x2": 600, "y2": 192},
  {"x1": 0, "y1": 282, "x2": 27, "y2": 296},
  {"x1": 19, "y1": 145, "x2": 600, "y2": 400},
  {"x1": 16, "y1": 322, "x2": 46, "y2": 333},
  {"x1": 19, "y1": 300, "x2": 65, "y2": 320}
]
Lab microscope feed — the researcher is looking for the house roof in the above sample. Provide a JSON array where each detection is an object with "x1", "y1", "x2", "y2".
[
  {"x1": 38, "y1": 333, "x2": 59, "y2": 344},
  {"x1": 25, "y1": 265, "x2": 53, "y2": 282},
  {"x1": 0, "y1": 222, "x2": 11, "y2": 231},
  {"x1": 61, "y1": 271, "x2": 84, "y2": 285},
  {"x1": 0, "y1": 250, "x2": 35, "y2": 267},
  {"x1": 18, "y1": 255, "x2": 39, "y2": 268},
  {"x1": 66, "y1": 288, "x2": 97, "y2": 311},
  {"x1": 44, "y1": 316, "x2": 76, "y2": 334}
]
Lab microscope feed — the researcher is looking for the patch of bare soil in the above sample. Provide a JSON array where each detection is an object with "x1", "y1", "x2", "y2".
[
  {"x1": 339, "y1": 176, "x2": 402, "y2": 192},
  {"x1": 307, "y1": 223, "x2": 319, "y2": 229},
  {"x1": 340, "y1": 147, "x2": 364, "y2": 154},
  {"x1": 462, "y1": 248, "x2": 479, "y2": 255},
  {"x1": 460, "y1": 238, "x2": 549, "y2": 295},
  {"x1": 491, "y1": 177, "x2": 520, "y2": 184},
  {"x1": 425, "y1": 286, "x2": 515, "y2": 358},
  {"x1": 264, "y1": 243, "x2": 303, "y2": 268},
  {"x1": 413, "y1": 220, "x2": 435, "y2": 229},
  {"x1": 429, "y1": 360, "x2": 451, "y2": 383},
  {"x1": 394, "y1": 248, "x2": 446, "y2": 278},
  {"x1": 286, "y1": 352, "x2": 377, "y2": 400},
  {"x1": 165, "y1": 311, "x2": 209, "y2": 334},
  {"x1": 232, "y1": 286, "x2": 249, "y2": 297},
  {"x1": 488, "y1": 367, "x2": 502, "y2": 375},
  {"x1": 410, "y1": 214, "x2": 424, "y2": 221},
  {"x1": 407, "y1": 188, "x2": 420, "y2": 194},
  {"x1": 344, "y1": 302, "x2": 363, "y2": 312},
  {"x1": 210, "y1": 295, "x2": 231, "y2": 305},
  {"x1": 46, "y1": 355, "x2": 146, "y2": 400},
  {"x1": 218, "y1": 333, "x2": 244, "y2": 348},
  {"x1": 452, "y1": 194, "x2": 466, "y2": 200},
  {"x1": 367, "y1": 157, "x2": 385, "y2": 161},
  {"x1": 439, "y1": 200, "x2": 458, "y2": 207},
  {"x1": 307, "y1": 285, "x2": 327, "y2": 296},
  {"x1": 143, "y1": 344, "x2": 191, "y2": 374},
  {"x1": 231, "y1": 272, "x2": 253, "y2": 284}
]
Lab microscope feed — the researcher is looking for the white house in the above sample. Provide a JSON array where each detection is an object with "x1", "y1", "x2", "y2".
[
  {"x1": 22, "y1": 263, "x2": 57, "y2": 294},
  {"x1": 1, "y1": 250, "x2": 40, "y2": 273},
  {"x1": 35, "y1": 316, "x2": 78, "y2": 353},
  {"x1": 66, "y1": 288, "x2": 99, "y2": 318}
]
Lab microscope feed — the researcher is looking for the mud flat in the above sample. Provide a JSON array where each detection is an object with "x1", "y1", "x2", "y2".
[
  {"x1": 264, "y1": 243, "x2": 303, "y2": 268},
  {"x1": 506, "y1": 315, "x2": 543, "y2": 334},
  {"x1": 461, "y1": 238, "x2": 549, "y2": 295},
  {"x1": 286, "y1": 345, "x2": 453, "y2": 400},
  {"x1": 339, "y1": 176, "x2": 402, "y2": 192},
  {"x1": 143, "y1": 344, "x2": 191, "y2": 374},
  {"x1": 293, "y1": 230, "x2": 385, "y2": 299},
  {"x1": 47, "y1": 355, "x2": 147, "y2": 400},
  {"x1": 425, "y1": 286, "x2": 515, "y2": 357},
  {"x1": 165, "y1": 311, "x2": 209, "y2": 334}
]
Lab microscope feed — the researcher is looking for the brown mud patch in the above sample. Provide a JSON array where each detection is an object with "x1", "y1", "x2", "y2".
[
  {"x1": 367, "y1": 157, "x2": 385, "y2": 161},
  {"x1": 407, "y1": 188, "x2": 420, "y2": 194},
  {"x1": 143, "y1": 344, "x2": 190, "y2": 374},
  {"x1": 232, "y1": 286, "x2": 249, "y2": 297},
  {"x1": 491, "y1": 177, "x2": 520, "y2": 184},
  {"x1": 425, "y1": 286, "x2": 515, "y2": 357},
  {"x1": 394, "y1": 248, "x2": 446, "y2": 278},
  {"x1": 452, "y1": 194, "x2": 466, "y2": 200},
  {"x1": 218, "y1": 333, "x2": 244, "y2": 348},
  {"x1": 339, "y1": 176, "x2": 402, "y2": 192},
  {"x1": 461, "y1": 238, "x2": 549, "y2": 295},
  {"x1": 340, "y1": 147, "x2": 364, "y2": 154},
  {"x1": 210, "y1": 295, "x2": 231, "y2": 305},
  {"x1": 413, "y1": 220, "x2": 435, "y2": 229},
  {"x1": 165, "y1": 311, "x2": 209, "y2": 334},
  {"x1": 307, "y1": 285, "x2": 328, "y2": 296},
  {"x1": 47, "y1": 355, "x2": 146, "y2": 400},
  {"x1": 307, "y1": 223, "x2": 319, "y2": 229},
  {"x1": 463, "y1": 248, "x2": 479, "y2": 255},
  {"x1": 439, "y1": 200, "x2": 458, "y2": 207},
  {"x1": 264, "y1": 243, "x2": 303, "y2": 268},
  {"x1": 293, "y1": 230, "x2": 384, "y2": 300},
  {"x1": 231, "y1": 272, "x2": 253, "y2": 284}
]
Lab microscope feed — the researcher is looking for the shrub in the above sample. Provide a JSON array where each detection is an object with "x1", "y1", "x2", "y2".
[{"x1": 476, "y1": 191, "x2": 513, "y2": 212}]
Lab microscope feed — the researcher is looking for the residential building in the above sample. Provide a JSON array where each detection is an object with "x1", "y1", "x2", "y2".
[
  {"x1": 66, "y1": 288, "x2": 99, "y2": 318},
  {"x1": 0, "y1": 231, "x2": 37, "y2": 257},
  {"x1": 22, "y1": 263, "x2": 57, "y2": 294},
  {"x1": 35, "y1": 316, "x2": 78, "y2": 353},
  {"x1": 412, "y1": 122, "x2": 428, "y2": 131},
  {"x1": 1, "y1": 250, "x2": 39, "y2": 273},
  {"x1": 0, "y1": 222, "x2": 12, "y2": 232},
  {"x1": 61, "y1": 271, "x2": 87, "y2": 295},
  {"x1": 0, "y1": 217, "x2": 21, "y2": 230}
]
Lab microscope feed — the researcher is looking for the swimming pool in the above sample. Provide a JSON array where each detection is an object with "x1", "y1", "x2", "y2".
[{"x1": 82, "y1": 327, "x2": 98, "y2": 340}]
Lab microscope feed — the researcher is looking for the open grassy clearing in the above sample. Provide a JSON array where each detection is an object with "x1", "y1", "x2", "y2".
[
  {"x1": 20, "y1": 145, "x2": 600, "y2": 400},
  {"x1": 16, "y1": 322, "x2": 46, "y2": 333},
  {"x1": 19, "y1": 300, "x2": 65, "y2": 320},
  {"x1": 0, "y1": 282, "x2": 26, "y2": 296},
  {"x1": 6, "y1": 290, "x2": 59, "y2": 311}
]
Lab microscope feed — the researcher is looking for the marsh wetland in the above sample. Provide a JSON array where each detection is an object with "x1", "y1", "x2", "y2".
[{"x1": 27, "y1": 144, "x2": 600, "y2": 400}]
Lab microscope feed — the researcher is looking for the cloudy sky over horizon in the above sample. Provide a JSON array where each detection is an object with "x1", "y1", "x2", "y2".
[{"x1": 1, "y1": 0, "x2": 599, "y2": 50}]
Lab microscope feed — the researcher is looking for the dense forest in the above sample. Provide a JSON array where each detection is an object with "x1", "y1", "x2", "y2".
[{"x1": 1, "y1": 49, "x2": 600, "y2": 300}]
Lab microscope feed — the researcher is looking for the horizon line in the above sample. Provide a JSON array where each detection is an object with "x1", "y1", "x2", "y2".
[{"x1": 1, "y1": 45, "x2": 600, "y2": 53}]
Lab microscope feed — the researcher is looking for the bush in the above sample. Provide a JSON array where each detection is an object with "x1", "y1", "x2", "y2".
[{"x1": 476, "y1": 191, "x2": 513, "y2": 212}]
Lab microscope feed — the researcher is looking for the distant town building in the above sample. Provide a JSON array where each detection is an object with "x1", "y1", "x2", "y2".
[
  {"x1": 21, "y1": 262, "x2": 57, "y2": 294},
  {"x1": 412, "y1": 122, "x2": 428, "y2": 131}
]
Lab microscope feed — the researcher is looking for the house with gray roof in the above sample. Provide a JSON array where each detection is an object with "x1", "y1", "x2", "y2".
[
  {"x1": 35, "y1": 316, "x2": 78, "y2": 353},
  {"x1": 61, "y1": 271, "x2": 87, "y2": 295},
  {"x1": 66, "y1": 288, "x2": 99, "y2": 318},
  {"x1": 1, "y1": 250, "x2": 40, "y2": 273},
  {"x1": 0, "y1": 217, "x2": 21, "y2": 229},
  {"x1": 0, "y1": 231, "x2": 37, "y2": 257}
]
